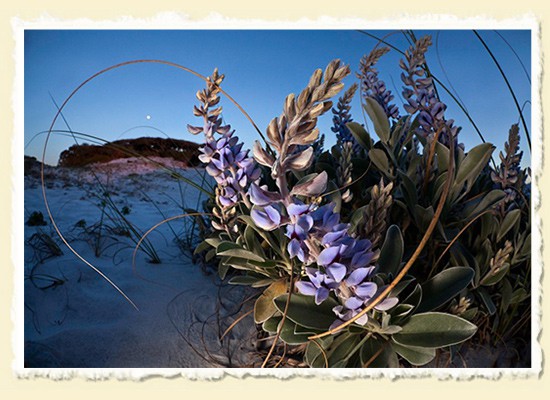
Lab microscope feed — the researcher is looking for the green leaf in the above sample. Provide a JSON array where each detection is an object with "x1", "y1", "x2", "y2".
[
  {"x1": 218, "y1": 262, "x2": 229, "y2": 280},
  {"x1": 435, "y1": 142, "x2": 450, "y2": 173},
  {"x1": 477, "y1": 287, "x2": 496, "y2": 315},
  {"x1": 402, "y1": 283, "x2": 422, "y2": 312},
  {"x1": 480, "y1": 264, "x2": 510, "y2": 286},
  {"x1": 204, "y1": 237, "x2": 222, "y2": 249},
  {"x1": 262, "y1": 316, "x2": 281, "y2": 334},
  {"x1": 217, "y1": 247, "x2": 265, "y2": 262},
  {"x1": 454, "y1": 143, "x2": 495, "y2": 189},
  {"x1": 305, "y1": 336, "x2": 333, "y2": 367},
  {"x1": 360, "y1": 339, "x2": 398, "y2": 367},
  {"x1": 273, "y1": 293, "x2": 338, "y2": 330},
  {"x1": 364, "y1": 98, "x2": 390, "y2": 143},
  {"x1": 278, "y1": 318, "x2": 310, "y2": 345},
  {"x1": 194, "y1": 240, "x2": 212, "y2": 255},
  {"x1": 393, "y1": 312, "x2": 477, "y2": 348},
  {"x1": 416, "y1": 267, "x2": 474, "y2": 313},
  {"x1": 377, "y1": 225, "x2": 404, "y2": 275},
  {"x1": 228, "y1": 275, "x2": 263, "y2": 285},
  {"x1": 392, "y1": 342, "x2": 436, "y2": 366},
  {"x1": 397, "y1": 170, "x2": 418, "y2": 208},
  {"x1": 368, "y1": 148, "x2": 392, "y2": 178},
  {"x1": 497, "y1": 209, "x2": 521, "y2": 242},
  {"x1": 463, "y1": 190, "x2": 506, "y2": 218},
  {"x1": 347, "y1": 121, "x2": 373, "y2": 150},
  {"x1": 327, "y1": 333, "x2": 361, "y2": 367},
  {"x1": 253, "y1": 280, "x2": 288, "y2": 324}
]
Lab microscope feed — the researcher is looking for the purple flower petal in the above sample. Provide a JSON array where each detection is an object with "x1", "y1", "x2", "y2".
[
  {"x1": 288, "y1": 239, "x2": 305, "y2": 261},
  {"x1": 374, "y1": 297, "x2": 399, "y2": 311},
  {"x1": 344, "y1": 296, "x2": 364, "y2": 310},
  {"x1": 355, "y1": 282, "x2": 378, "y2": 299},
  {"x1": 295, "y1": 281, "x2": 317, "y2": 296},
  {"x1": 329, "y1": 319, "x2": 345, "y2": 331},
  {"x1": 287, "y1": 203, "x2": 310, "y2": 218},
  {"x1": 251, "y1": 207, "x2": 279, "y2": 231},
  {"x1": 355, "y1": 313, "x2": 369, "y2": 326},
  {"x1": 264, "y1": 205, "x2": 281, "y2": 226},
  {"x1": 351, "y1": 251, "x2": 375, "y2": 269},
  {"x1": 317, "y1": 246, "x2": 339, "y2": 267},
  {"x1": 345, "y1": 267, "x2": 371, "y2": 286},
  {"x1": 248, "y1": 183, "x2": 280, "y2": 206},
  {"x1": 305, "y1": 267, "x2": 324, "y2": 288},
  {"x1": 322, "y1": 229, "x2": 347, "y2": 246},
  {"x1": 326, "y1": 262, "x2": 347, "y2": 282},
  {"x1": 315, "y1": 287, "x2": 329, "y2": 305}
]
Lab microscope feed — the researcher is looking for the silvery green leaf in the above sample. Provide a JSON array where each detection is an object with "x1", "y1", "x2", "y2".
[
  {"x1": 454, "y1": 143, "x2": 495, "y2": 190},
  {"x1": 497, "y1": 209, "x2": 521, "y2": 242},
  {"x1": 368, "y1": 148, "x2": 392, "y2": 178},
  {"x1": 363, "y1": 97, "x2": 390, "y2": 143},
  {"x1": 392, "y1": 342, "x2": 436, "y2": 366},
  {"x1": 347, "y1": 121, "x2": 373, "y2": 150},
  {"x1": 416, "y1": 267, "x2": 474, "y2": 313},
  {"x1": 393, "y1": 312, "x2": 477, "y2": 348},
  {"x1": 290, "y1": 171, "x2": 328, "y2": 197}
]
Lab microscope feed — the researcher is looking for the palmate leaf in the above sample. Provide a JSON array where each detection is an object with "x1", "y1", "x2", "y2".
[{"x1": 392, "y1": 312, "x2": 477, "y2": 348}]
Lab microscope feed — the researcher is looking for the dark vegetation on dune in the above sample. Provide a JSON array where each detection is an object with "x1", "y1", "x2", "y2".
[{"x1": 57, "y1": 137, "x2": 201, "y2": 168}]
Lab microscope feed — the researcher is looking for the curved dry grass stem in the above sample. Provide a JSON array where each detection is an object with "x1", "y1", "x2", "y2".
[
  {"x1": 422, "y1": 126, "x2": 444, "y2": 194},
  {"x1": 310, "y1": 338, "x2": 329, "y2": 368},
  {"x1": 309, "y1": 129, "x2": 456, "y2": 340},
  {"x1": 219, "y1": 309, "x2": 254, "y2": 341},
  {"x1": 362, "y1": 341, "x2": 387, "y2": 368}
]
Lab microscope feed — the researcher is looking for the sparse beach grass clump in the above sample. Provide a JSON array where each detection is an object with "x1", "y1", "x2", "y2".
[{"x1": 193, "y1": 34, "x2": 531, "y2": 368}]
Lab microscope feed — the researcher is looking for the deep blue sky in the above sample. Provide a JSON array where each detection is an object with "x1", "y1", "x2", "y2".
[{"x1": 24, "y1": 29, "x2": 531, "y2": 166}]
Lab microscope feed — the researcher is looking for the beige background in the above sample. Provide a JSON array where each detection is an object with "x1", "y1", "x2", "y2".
[{"x1": 0, "y1": 1, "x2": 547, "y2": 398}]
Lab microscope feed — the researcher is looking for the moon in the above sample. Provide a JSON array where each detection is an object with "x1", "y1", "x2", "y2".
[{"x1": 146, "y1": 115, "x2": 151, "y2": 120}]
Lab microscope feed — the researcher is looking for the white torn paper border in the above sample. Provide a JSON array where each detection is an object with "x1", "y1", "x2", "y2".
[{"x1": 11, "y1": 13, "x2": 543, "y2": 380}]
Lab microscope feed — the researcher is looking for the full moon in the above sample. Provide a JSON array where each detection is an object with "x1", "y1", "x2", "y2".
[{"x1": 146, "y1": 115, "x2": 151, "y2": 120}]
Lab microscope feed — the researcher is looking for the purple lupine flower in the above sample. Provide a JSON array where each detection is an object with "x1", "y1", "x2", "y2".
[
  {"x1": 358, "y1": 48, "x2": 400, "y2": 120},
  {"x1": 292, "y1": 200, "x2": 398, "y2": 329},
  {"x1": 331, "y1": 83, "x2": 360, "y2": 150},
  {"x1": 328, "y1": 267, "x2": 399, "y2": 329},
  {"x1": 189, "y1": 69, "x2": 260, "y2": 233},
  {"x1": 296, "y1": 267, "x2": 339, "y2": 305},
  {"x1": 399, "y1": 36, "x2": 462, "y2": 149},
  {"x1": 250, "y1": 204, "x2": 282, "y2": 231},
  {"x1": 199, "y1": 130, "x2": 261, "y2": 208}
]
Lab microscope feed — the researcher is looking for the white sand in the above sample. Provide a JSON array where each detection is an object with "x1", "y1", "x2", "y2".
[{"x1": 24, "y1": 158, "x2": 257, "y2": 368}]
